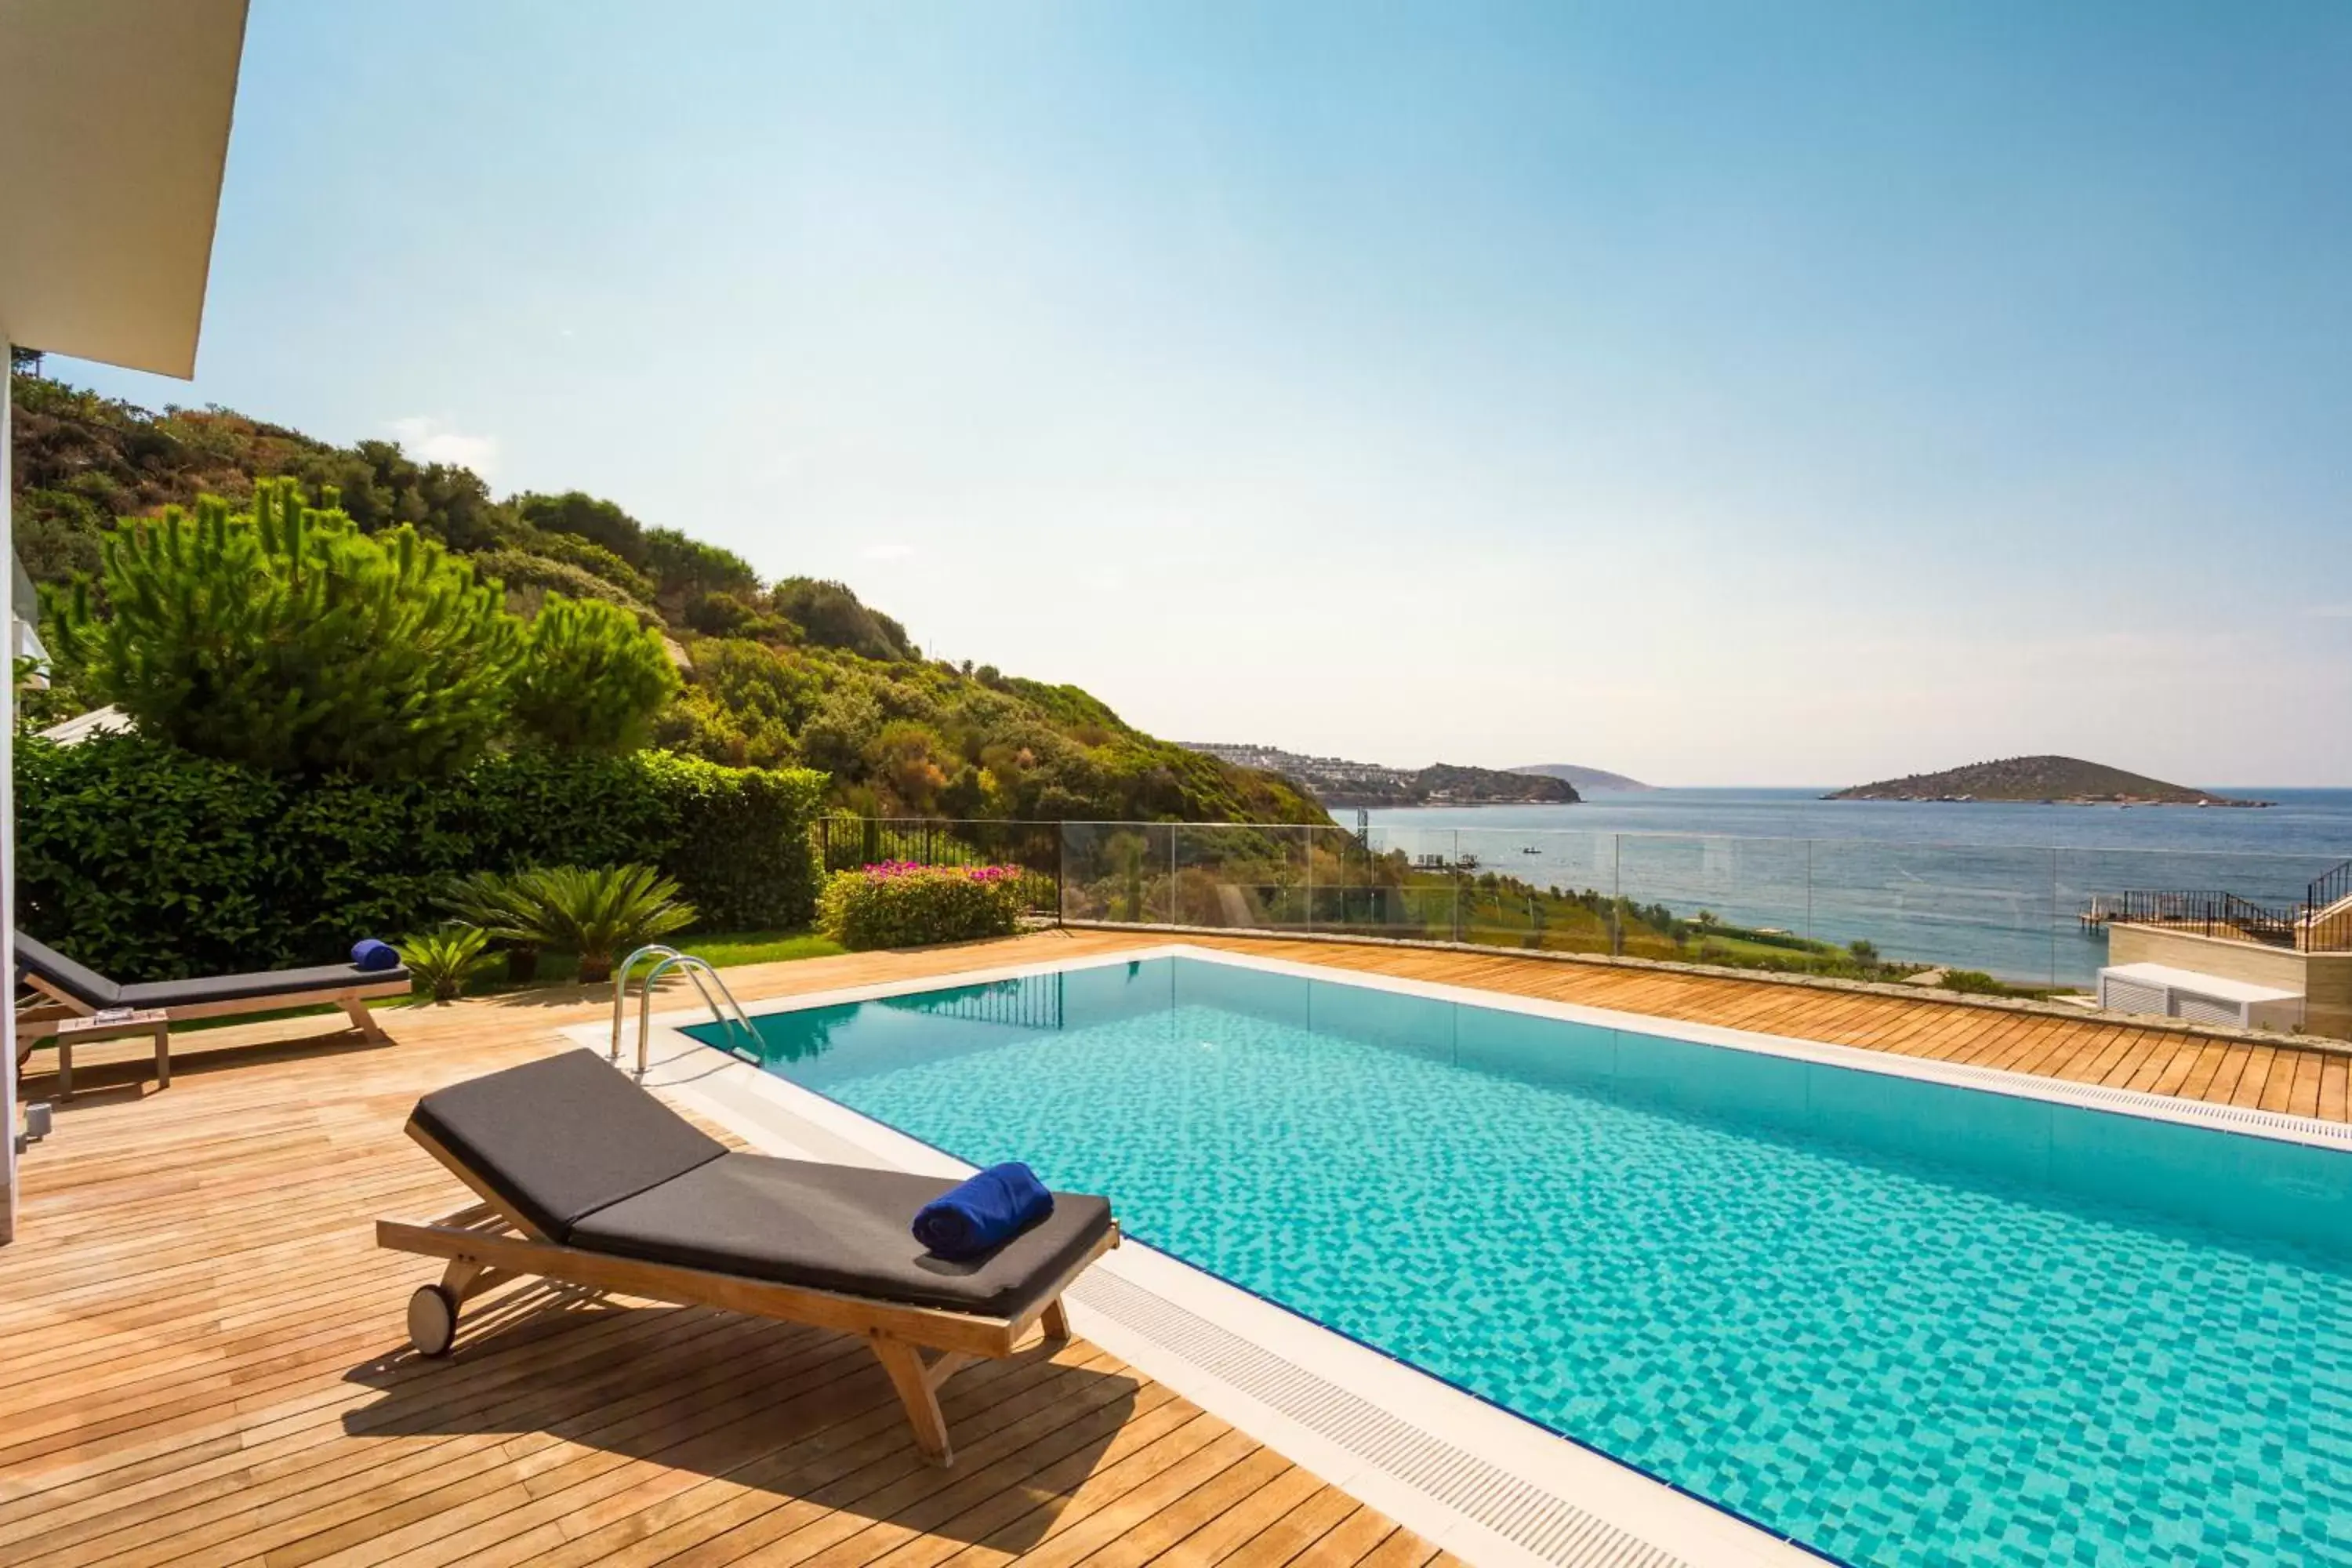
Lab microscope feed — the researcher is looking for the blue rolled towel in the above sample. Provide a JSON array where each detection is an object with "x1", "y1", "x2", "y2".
[
  {"x1": 351, "y1": 938, "x2": 401, "y2": 972},
  {"x1": 912, "y1": 1162, "x2": 1054, "y2": 1261}
]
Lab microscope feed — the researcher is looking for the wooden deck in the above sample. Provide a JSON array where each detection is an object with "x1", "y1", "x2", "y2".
[
  {"x1": 0, "y1": 932, "x2": 1448, "y2": 1568},
  {"x1": 5, "y1": 927, "x2": 2344, "y2": 1568},
  {"x1": 1185, "y1": 934, "x2": 2350, "y2": 1122}
]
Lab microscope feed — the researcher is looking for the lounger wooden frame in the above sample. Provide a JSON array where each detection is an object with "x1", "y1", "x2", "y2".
[
  {"x1": 16, "y1": 971, "x2": 410, "y2": 1053},
  {"x1": 378, "y1": 1122, "x2": 1120, "y2": 1465}
]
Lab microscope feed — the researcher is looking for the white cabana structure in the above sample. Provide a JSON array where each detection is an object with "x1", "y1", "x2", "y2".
[{"x1": 1, "y1": 0, "x2": 249, "y2": 1243}]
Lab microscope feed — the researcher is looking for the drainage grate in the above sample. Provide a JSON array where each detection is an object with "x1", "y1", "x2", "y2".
[
  {"x1": 1922, "y1": 1058, "x2": 2352, "y2": 1146},
  {"x1": 1068, "y1": 1268, "x2": 1690, "y2": 1567}
]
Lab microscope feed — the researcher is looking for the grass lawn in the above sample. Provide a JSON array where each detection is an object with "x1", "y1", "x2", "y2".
[
  {"x1": 422, "y1": 927, "x2": 847, "y2": 1003},
  {"x1": 174, "y1": 928, "x2": 844, "y2": 1029}
]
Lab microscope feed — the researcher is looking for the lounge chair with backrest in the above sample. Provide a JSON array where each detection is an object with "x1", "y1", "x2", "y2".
[
  {"x1": 13, "y1": 930, "x2": 411, "y2": 1091},
  {"x1": 376, "y1": 1051, "x2": 1120, "y2": 1465}
]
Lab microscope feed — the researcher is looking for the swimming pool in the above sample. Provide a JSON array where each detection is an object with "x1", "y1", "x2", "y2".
[{"x1": 685, "y1": 953, "x2": 2352, "y2": 1567}]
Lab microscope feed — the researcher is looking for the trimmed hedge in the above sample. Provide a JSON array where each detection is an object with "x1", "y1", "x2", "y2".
[
  {"x1": 815, "y1": 864, "x2": 1025, "y2": 950},
  {"x1": 16, "y1": 735, "x2": 826, "y2": 979}
]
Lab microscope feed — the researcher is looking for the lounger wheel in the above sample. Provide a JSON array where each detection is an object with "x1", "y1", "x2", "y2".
[{"x1": 407, "y1": 1284, "x2": 459, "y2": 1357}]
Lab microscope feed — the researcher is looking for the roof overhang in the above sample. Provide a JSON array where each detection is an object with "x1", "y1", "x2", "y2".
[{"x1": 0, "y1": 0, "x2": 248, "y2": 378}]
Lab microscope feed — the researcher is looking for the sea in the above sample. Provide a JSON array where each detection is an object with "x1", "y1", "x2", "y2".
[{"x1": 1356, "y1": 789, "x2": 2352, "y2": 989}]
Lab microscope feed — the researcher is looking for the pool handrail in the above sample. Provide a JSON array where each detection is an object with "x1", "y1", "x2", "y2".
[
  {"x1": 631, "y1": 953, "x2": 760, "y2": 1078},
  {"x1": 610, "y1": 945, "x2": 681, "y2": 1060}
]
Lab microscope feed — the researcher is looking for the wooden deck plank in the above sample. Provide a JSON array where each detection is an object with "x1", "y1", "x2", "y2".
[
  {"x1": 2177, "y1": 1042, "x2": 2233, "y2": 1102},
  {"x1": 2289, "y1": 1048, "x2": 2328, "y2": 1120},
  {"x1": 2197, "y1": 1045, "x2": 2256, "y2": 1109},
  {"x1": 1214, "y1": 1487, "x2": 1370, "y2": 1566},
  {"x1": 2258, "y1": 1053, "x2": 2314, "y2": 1114},
  {"x1": 2230, "y1": 1046, "x2": 2281, "y2": 1109}
]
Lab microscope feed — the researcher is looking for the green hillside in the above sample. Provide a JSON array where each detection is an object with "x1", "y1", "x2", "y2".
[{"x1": 8, "y1": 372, "x2": 1325, "y2": 825}]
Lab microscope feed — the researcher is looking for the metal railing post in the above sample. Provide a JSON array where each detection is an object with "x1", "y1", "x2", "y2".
[
  {"x1": 1450, "y1": 830, "x2": 1462, "y2": 945},
  {"x1": 1610, "y1": 834, "x2": 1622, "y2": 956},
  {"x1": 1804, "y1": 839, "x2": 1814, "y2": 946},
  {"x1": 1304, "y1": 825, "x2": 1314, "y2": 935},
  {"x1": 2049, "y1": 847, "x2": 2060, "y2": 987}
]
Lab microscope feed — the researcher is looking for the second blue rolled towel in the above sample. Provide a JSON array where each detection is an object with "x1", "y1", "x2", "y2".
[{"x1": 913, "y1": 1162, "x2": 1054, "y2": 1260}]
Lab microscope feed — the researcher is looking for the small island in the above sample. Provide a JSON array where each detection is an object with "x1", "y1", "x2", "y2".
[{"x1": 1827, "y1": 755, "x2": 2270, "y2": 808}]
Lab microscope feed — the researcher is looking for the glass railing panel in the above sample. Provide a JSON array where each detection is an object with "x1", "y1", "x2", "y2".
[
  {"x1": 1058, "y1": 821, "x2": 1178, "y2": 925},
  {"x1": 1301, "y1": 822, "x2": 1400, "y2": 935},
  {"x1": 1172, "y1": 822, "x2": 1309, "y2": 930},
  {"x1": 1450, "y1": 828, "x2": 1619, "y2": 954},
  {"x1": 1359, "y1": 825, "x2": 1464, "y2": 942},
  {"x1": 1804, "y1": 838, "x2": 2060, "y2": 988},
  {"x1": 1613, "y1": 833, "x2": 1817, "y2": 967}
]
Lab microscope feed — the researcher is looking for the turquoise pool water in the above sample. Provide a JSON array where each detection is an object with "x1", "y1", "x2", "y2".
[{"x1": 688, "y1": 957, "x2": 2352, "y2": 1566}]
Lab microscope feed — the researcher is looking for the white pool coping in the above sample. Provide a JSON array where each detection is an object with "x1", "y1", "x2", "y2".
[{"x1": 564, "y1": 942, "x2": 2352, "y2": 1566}]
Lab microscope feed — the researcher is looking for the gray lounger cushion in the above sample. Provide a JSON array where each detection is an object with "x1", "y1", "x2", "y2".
[
  {"x1": 14, "y1": 931, "x2": 123, "y2": 1008},
  {"x1": 13, "y1": 929, "x2": 409, "y2": 1011},
  {"x1": 118, "y1": 961, "x2": 408, "y2": 1008},
  {"x1": 409, "y1": 1051, "x2": 728, "y2": 1240},
  {"x1": 569, "y1": 1152, "x2": 1116, "y2": 1316},
  {"x1": 411, "y1": 1051, "x2": 1112, "y2": 1316}
]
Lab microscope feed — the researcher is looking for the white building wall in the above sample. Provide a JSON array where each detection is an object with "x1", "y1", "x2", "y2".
[{"x1": 3, "y1": 325, "x2": 17, "y2": 1246}]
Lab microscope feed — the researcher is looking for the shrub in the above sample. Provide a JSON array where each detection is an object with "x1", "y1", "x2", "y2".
[
  {"x1": 644, "y1": 527, "x2": 760, "y2": 606},
  {"x1": 496, "y1": 864, "x2": 697, "y2": 984},
  {"x1": 398, "y1": 926, "x2": 489, "y2": 1001},
  {"x1": 771, "y1": 578, "x2": 915, "y2": 660},
  {"x1": 1940, "y1": 969, "x2": 2053, "y2": 998},
  {"x1": 56, "y1": 480, "x2": 519, "y2": 779},
  {"x1": 516, "y1": 490, "x2": 650, "y2": 567},
  {"x1": 508, "y1": 595, "x2": 681, "y2": 753},
  {"x1": 15, "y1": 734, "x2": 826, "y2": 978},
  {"x1": 474, "y1": 547, "x2": 649, "y2": 615},
  {"x1": 816, "y1": 862, "x2": 1025, "y2": 950},
  {"x1": 523, "y1": 531, "x2": 659, "y2": 601}
]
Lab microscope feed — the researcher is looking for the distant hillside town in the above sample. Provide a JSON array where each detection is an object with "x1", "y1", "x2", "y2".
[{"x1": 1180, "y1": 742, "x2": 1579, "y2": 808}]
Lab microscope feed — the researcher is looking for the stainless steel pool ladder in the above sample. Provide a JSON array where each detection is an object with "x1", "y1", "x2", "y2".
[{"x1": 611, "y1": 945, "x2": 760, "y2": 1077}]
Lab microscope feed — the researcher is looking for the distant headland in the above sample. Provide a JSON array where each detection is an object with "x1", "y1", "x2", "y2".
[
  {"x1": 1510, "y1": 763, "x2": 1653, "y2": 793},
  {"x1": 1828, "y1": 755, "x2": 2271, "y2": 808}
]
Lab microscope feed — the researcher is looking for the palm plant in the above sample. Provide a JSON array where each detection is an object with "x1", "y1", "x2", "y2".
[
  {"x1": 439, "y1": 869, "x2": 548, "y2": 982},
  {"x1": 505, "y1": 864, "x2": 697, "y2": 985},
  {"x1": 396, "y1": 925, "x2": 491, "y2": 1003}
]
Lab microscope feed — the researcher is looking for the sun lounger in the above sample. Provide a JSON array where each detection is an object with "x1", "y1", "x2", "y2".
[
  {"x1": 375, "y1": 1051, "x2": 1119, "y2": 1465},
  {"x1": 13, "y1": 930, "x2": 411, "y2": 1094}
]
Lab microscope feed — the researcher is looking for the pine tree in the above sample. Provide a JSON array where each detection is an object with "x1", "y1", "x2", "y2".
[
  {"x1": 60, "y1": 479, "x2": 521, "y2": 779},
  {"x1": 506, "y1": 594, "x2": 681, "y2": 753}
]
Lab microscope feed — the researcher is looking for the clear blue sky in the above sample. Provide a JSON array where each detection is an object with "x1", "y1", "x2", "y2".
[{"x1": 56, "y1": 0, "x2": 2352, "y2": 786}]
